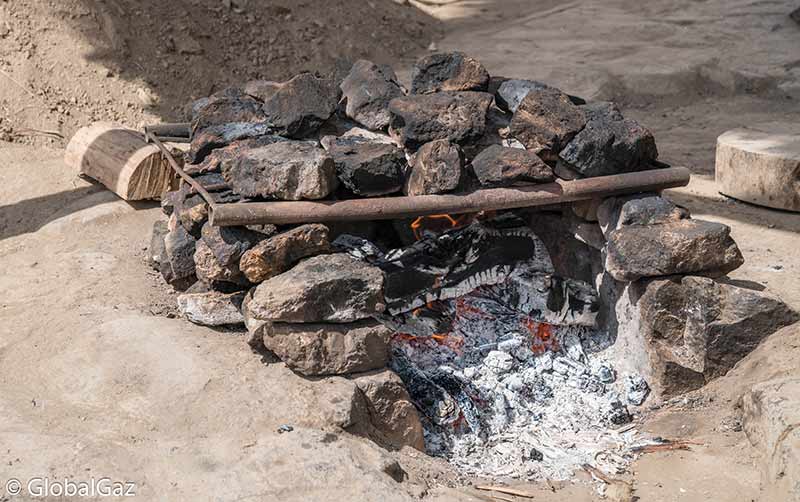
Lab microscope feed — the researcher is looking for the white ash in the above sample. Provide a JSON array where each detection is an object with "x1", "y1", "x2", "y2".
[{"x1": 389, "y1": 291, "x2": 652, "y2": 481}]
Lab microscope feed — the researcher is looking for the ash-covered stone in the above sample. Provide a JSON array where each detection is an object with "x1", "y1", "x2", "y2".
[
  {"x1": 222, "y1": 141, "x2": 337, "y2": 200},
  {"x1": 625, "y1": 375, "x2": 650, "y2": 405},
  {"x1": 605, "y1": 219, "x2": 744, "y2": 281},
  {"x1": 340, "y1": 60, "x2": 405, "y2": 130},
  {"x1": 509, "y1": 87, "x2": 587, "y2": 160},
  {"x1": 321, "y1": 136, "x2": 405, "y2": 196},
  {"x1": 261, "y1": 319, "x2": 391, "y2": 376},
  {"x1": 247, "y1": 72, "x2": 340, "y2": 138},
  {"x1": 559, "y1": 101, "x2": 658, "y2": 177},
  {"x1": 411, "y1": 52, "x2": 490, "y2": 94},
  {"x1": 597, "y1": 193, "x2": 689, "y2": 236},
  {"x1": 245, "y1": 253, "x2": 385, "y2": 323},
  {"x1": 404, "y1": 139, "x2": 463, "y2": 196},
  {"x1": 471, "y1": 144, "x2": 555, "y2": 187},
  {"x1": 240, "y1": 223, "x2": 331, "y2": 283},
  {"x1": 388, "y1": 91, "x2": 493, "y2": 150},
  {"x1": 177, "y1": 290, "x2": 245, "y2": 326}
]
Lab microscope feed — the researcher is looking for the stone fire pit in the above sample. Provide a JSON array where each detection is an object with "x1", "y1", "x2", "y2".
[{"x1": 148, "y1": 52, "x2": 799, "y2": 481}]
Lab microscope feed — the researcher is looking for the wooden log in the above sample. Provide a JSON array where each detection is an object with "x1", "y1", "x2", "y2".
[{"x1": 64, "y1": 122, "x2": 185, "y2": 200}]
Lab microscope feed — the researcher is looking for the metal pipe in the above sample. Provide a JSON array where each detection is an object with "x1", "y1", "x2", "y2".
[{"x1": 209, "y1": 166, "x2": 690, "y2": 226}]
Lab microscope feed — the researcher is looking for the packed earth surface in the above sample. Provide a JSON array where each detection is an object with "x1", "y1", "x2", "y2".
[{"x1": 1, "y1": 1, "x2": 799, "y2": 501}]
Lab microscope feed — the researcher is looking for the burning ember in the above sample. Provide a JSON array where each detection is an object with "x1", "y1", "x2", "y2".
[{"x1": 410, "y1": 213, "x2": 474, "y2": 240}]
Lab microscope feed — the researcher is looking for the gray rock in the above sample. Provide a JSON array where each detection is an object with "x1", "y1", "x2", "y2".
[
  {"x1": 246, "y1": 253, "x2": 385, "y2": 323},
  {"x1": 404, "y1": 139, "x2": 463, "y2": 195},
  {"x1": 177, "y1": 290, "x2": 245, "y2": 326},
  {"x1": 605, "y1": 219, "x2": 744, "y2": 281},
  {"x1": 190, "y1": 92, "x2": 267, "y2": 136},
  {"x1": 471, "y1": 144, "x2": 554, "y2": 187},
  {"x1": 340, "y1": 60, "x2": 405, "y2": 130},
  {"x1": 198, "y1": 222, "x2": 262, "y2": 277},
  {"x1": 509, "y1": 87, "x2": 587, "y2": 160},
  {"x1": 194, "y1": 238, "x2": 249, "y2": 286},
  {"x1": 625, "y1": 375, "x2": 650, "y2": 405},
  {"x1": 631, "y1": 276, "x2": 799, "y2": 397},
  {"x1": 410, "y1": 51, "x2": 490, "y2": 94},
  {"x1": 321, "y1": 136, "x2": 405, "y2": 196},
  {"x1": 247, "y1": 72, "x2": 340, "y2": 138},
  {"x1": 187, "y1": 122, "x2": 277, "y2": 165},
  {"x1": 559, "y1": 101, "x2": 658, "y2": 177},
  {"x1": 597, "y1": 193, "x2": 690, "y2": 236},
  {"x1": 388, "y1": 91, "x2": 493, "y2": 150},
  {"x1": 162, "y1": 223, "x2": 197, "y2": 288},
  {"x1": 351, "y1": 369, "x2": 426, "y2": 451},
  {"x1": 222, "y1": 141, "x2": 337, "y2": 200},
  {"x1": 742, "y1": 377, "x2": 800, "y2": 502},
  {"x1": 185, "y1": 134, "x2": 287, "y2": 175},
  {"x1": 261, "y1": 319, "x2": 391, "y2": 376},
  {"x1": 240, "y1": 224, "x2": 331, "y2": 283},
  {"x1": 148, "y1": 220, "x2": 168, "y2": 270},
  {"x1": 496, "y1": 78, "x2": 586, "y2": 112}
]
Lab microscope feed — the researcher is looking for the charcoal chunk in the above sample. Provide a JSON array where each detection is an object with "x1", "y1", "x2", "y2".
[
  {"x1": 559, "y1": 101, "x2": 658, "y2": 177},
  {"x1": 340, "y1": 60, "x2": 405, "y2": 130},
  {"x1": 388, "y1": 91, "x2": 493, "y2": 150},
  {"x1": 405, "y1": 139, "x2": 463, "y2": 196},
  {"x1": 471, "y1": 144, "x2": 555, "y2": 187},
  {"x1": 411, "y1": 52, "x2": 490, "y2": 94},
  {"x1": 322, "y1": 136, "x2": 405, "y2": 196},
  {"x1": 222, "y1": 141, "x2": 337, "y2": 200},
  {"x1": 509, "y1": 87, "x2": 587, "y2": 160}
]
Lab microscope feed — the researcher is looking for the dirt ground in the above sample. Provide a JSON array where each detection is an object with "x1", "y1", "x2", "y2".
[{"x1": 1, "y1": 1, "x2": 799, "y2": 501}]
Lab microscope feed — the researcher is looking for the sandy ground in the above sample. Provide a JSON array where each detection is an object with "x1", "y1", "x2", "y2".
[{"x1": 1, "y1": 0, "x2": 799, "y2": 501}]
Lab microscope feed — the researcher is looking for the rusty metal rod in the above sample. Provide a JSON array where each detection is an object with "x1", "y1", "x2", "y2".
[{"x1": 208, "y1": 166, "x2": 690, "y2": 226}]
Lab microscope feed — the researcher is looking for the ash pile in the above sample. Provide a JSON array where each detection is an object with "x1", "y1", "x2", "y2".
[{"x1": 147, "y1": 52, "x2": 799, "y2": 482}]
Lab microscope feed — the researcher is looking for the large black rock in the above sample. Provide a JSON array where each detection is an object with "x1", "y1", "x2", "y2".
[
  {"x1": 411, "y1": 52, "x2": 490, "y2": 94},
  {"x1": 340, "y1": 60, "x2": 405, "y2": 130},
  {"x1": 471, "y1": 145, "x2": 555, "y2": 187},
  {"x1": 509, "y1": 87, "x2": 587, "y2": 161},
  {"x1": 388, "y1": 91, "x2": 493, "y2": 150},
  {"x1": 559, "y1": 102, "x2": 658, "y2": 178},
  {"x1": 321, "y1": 136, "x2": 406, "y2": 197}
]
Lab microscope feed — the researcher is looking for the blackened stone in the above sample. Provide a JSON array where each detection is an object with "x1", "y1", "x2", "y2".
[
  {"x1": 184, "y1": 134, "x2": 287, "y2": 175},
  {"x1": 559, "y1": 101, "x2": 658, "y2": 177},
  {"x1": 509, "y1": 87, "x2": 587, "y2": 160},
  {"x1": 605, "y1": 219, "x2": 744, "y2": 281},
  {"x1": 496, "y1": 79, "x2": 585, "y2": 113},
  {"x1": 411, "y1": 52, "x2": 490, "y2": 94},
  {"x1": 260, "y1": 320, "x2": 391, "y2": 376},
  {"x1": 162, "y1": 223, "x2": 197, "y2": 288},
  {"x1": 249, "y1": 72, "x2": 340, "y2": 138},
  {"x1": 404, "y1": 139, "x2": 463, "y2": 196},
  {"x1": 321, "y1": 136, "x2": 406, "y2": 197},
  {"x1": 597, "y1": 193, "x2": 689, "y2": 236},
  {"x1": 388, "y1": 91, "x2": 493, "y2": 150},
  {"x1": 177, "y1": 290, "x2": 245, "y2": 326},
  {"x1": 200, "y1": 223, "x2": 263, "y2": 268},
  {"x1": 190, "y1": 92, "x2": 266, "y2": 133},
  {"x1": 194, "y1": 238, "x2": 249, "y2": 286},
  {"x1": 245, "y1": 253, "x2": 385, "y2": 323},
  {"x1": 471, "y1": 144, "x2": 555, "y2": 187},
  {"x1": 340, "y1": 60, "x2": 405, "y2": 130},
  {"x1": 222, "y1": 141, "x2": 337, "y2": 200},
  {"x1": 187, "y1": 122, "x2": 277, "y2": 164},
  {"x1": 240, "y1": 224, "x2": 331, "y2": 283}
]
